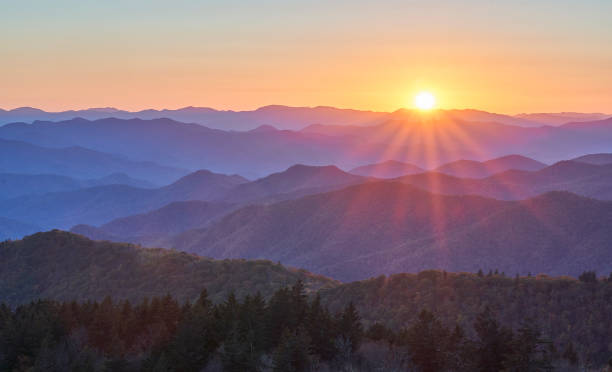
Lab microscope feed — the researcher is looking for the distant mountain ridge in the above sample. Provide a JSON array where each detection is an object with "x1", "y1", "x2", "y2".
[
  {"x1": 0, "y1": 105, "x2": 556, "y2": 131},
  {"x1": 515, "y1": 112, "x2": 610, "y2": 126},
  {"x1": 350, "y1": 155, "x2": 547, "y2": 179},
  {"x1": 571, "y1": 153, "x2": 612, "y2": 165},
  {"x1": 0, "y1": 172, "x2": 154, "y2": 200},
  {"x1": 71, "y1": 200, "x2": 236, "y2": 246},
  {"x1": 398, "y1": 160, "x2": 612, "y2": 200},
  {"x1": 0, "y1": 164, "x2": 366, "y2": 233},
  {"x1": 433, "y1": 155, "x2": 547, "y2": 178},
  {"x1": 221, "y1": 164, "x2": 365, "y2": 203},
  {"x1": 168, "y1": 181, "x2": 612, "y2": 281},
  {"x1": 2, "y1": 115, "x2": 612, "y2": 176},
  {"x1": 0, "y1": 169, "x2": 248, "y2": 229},
  {"x1": 349, "y1": 160, "x2": 424, "y2": 178},
  {"x1": 0, "y1": 105, "x2": 388, "y2": 131},
  {"x1": 0, "y1": 137, "x2": 187, "y2": 185}
]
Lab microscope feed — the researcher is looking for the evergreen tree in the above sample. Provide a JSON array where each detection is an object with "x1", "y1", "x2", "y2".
[
  {"x1": 504, "y1": 322, "x2": 554, "y2": 371},
  {"x1": 401, "y1": 309, "x2": 451, "y2": 372},
  {"x1": 306, "y1": 294, "x2": 337, "y2": 360},
  {"x1": 272, "y1": 327, "x2": 312, "y2": 372},
  {"x1": 472, "y1": 307, "x2": 514, "y2": 372},
  {"x1": 337, "y1": 302, "x2": 363, "y2": 353}
]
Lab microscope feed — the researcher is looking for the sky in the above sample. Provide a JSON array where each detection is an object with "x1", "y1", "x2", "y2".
[{"x1": 1, "y1": 0, "x2": 611, "y2": 114}]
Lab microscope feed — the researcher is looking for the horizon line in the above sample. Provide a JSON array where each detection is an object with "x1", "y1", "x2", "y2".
[{"x1": 1, "y1": 104, "x2": 610, "y2": 118}]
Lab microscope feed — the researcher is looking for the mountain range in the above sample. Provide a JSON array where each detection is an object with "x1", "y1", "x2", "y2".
[
  {"x1": 1, "y1": 114, "x2": 612, "y2": 178},
  {"x1": 0, "y1": 170, "x2": 247, "y2": 229},
  {"x1": 514, "y1": 112, "x2": 610, "y2": 126},
  {"x1": 0, "y1": 172, "x2": 154, "y2": 200},
  {"x1": 350, "y1": 155, "x2": 547, "y2": 179},
  {"x1": 5, "y1": 105, "x2": 608, "y2": 130},
  {"x1": 431, "y1": 155, "x2": 547, "y2": 178},
  {"x1": 166, "y1": 182, "x2": 612, "y2": 281},
  {"x1": 0, "y1": 138, "x2": 187, "y2": 185},
  {"x1": 349, "y1": 160, "x2": 424, "y2": 178},
  {"x1": 398, "y1": 160, "x2": 612, "y2": 200},
  {"x1": 54, "y1": 158, "x2": 612, "y2": 248},
  {"x1": 71, "y1": 200, "x2": 236, "y2": 246}
]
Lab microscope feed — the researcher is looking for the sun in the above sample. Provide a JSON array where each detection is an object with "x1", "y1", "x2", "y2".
[{"x1": 414, "y1": 91, "x2": 436, "y2": 110}]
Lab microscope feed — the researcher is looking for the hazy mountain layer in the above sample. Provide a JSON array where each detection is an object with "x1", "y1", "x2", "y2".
[
  {"x1": 0, "y1": 138, "x2": 187, "y2": 185},
  {"x1": 0, "y1": 172, "x2": 154, "y2": 200},
  {"x1": 349, "y1": 160, "x2": 424, "y2": 178},
  {"x1": 2, "y1": 114, "x2": 612, "y2": 177},
  {"x1": 0, "y1": 105, "x2": 548, "y2": 130},
  {"x1": 169, "y1": 182, "x2": 612, "y2": 281},
  {"x1": 432, "y1": 155, "x2": 547, "y2": 178},
  {"x1": 0, "y1": 170, "x2": 247, "y2": 229},
  {"x1": 571, "y1": 153, "x2": 612, "y2": 165},
  {"x1": 399, "y1": 161, "x2": 612, "y2": 200},
  {"x1": 71, "y1": 200, "x2": 236, "y2": 246}
]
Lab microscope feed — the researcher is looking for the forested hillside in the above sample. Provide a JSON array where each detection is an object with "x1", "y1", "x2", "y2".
[
  {"x1": 0, "y1": 231, "x2": 336, "y2": 306},
  {"x1": 321, "y1": 270, "x2": 612, "y2": 367}
]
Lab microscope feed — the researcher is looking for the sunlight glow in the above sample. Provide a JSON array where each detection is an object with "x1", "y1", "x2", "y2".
[{"x1": 414, "y1": 92, "x2": 436, "y2": 110}]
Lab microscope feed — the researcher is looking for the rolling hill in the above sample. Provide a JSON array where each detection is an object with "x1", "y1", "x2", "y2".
[
  {"x1": 0, "y1": 169, "x2": 248, "y2": 230},
  {"x1": 70, "y1": 165, "x2": 367, "y2": 245},
  {"x1": 221, "y1": 164, "x2": 365, "y2": 203},
  {"x1": 0, "y1": 138, "x2": 187, "y2": 185},
  {"x1": 169, "y1": 182, "x2": 612, "y2": 281},
  {"x1": 0, "y1": 172, "x2": 154, "y2": 200},
  {"x1": 433, "y1": 155, "x2": 547, "y2": 178},
  {"x1": 2, "y1": 114, "x2": 612, "y2": 177},
  {"x1": 399, "y1": 160, "x2": 612, "y2": 200},
  {"x1": 0, "y1": 117, "x2": 366, "y2": 177},
  {"x1": 71, "y1": 200, "x2": 236, "y2": 246},
  {"x1": 349, "y1": 160, "x2": 424, "y2": 178},
  {"x1": 0, "y1": 230, "x2": 337, "y2": 306},
  {"x1": 571, "y1": 153, "x2": 612, "y2": 165}
]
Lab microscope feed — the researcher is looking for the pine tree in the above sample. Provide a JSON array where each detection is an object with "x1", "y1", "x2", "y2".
[
  {"x1": 402, "y1": 309, "x2": 451, "y2": 372},
  {"x1": 306, "y1": 294, "x2": 337, "y2": 360},
  {"x1": 504, "y1": 322, "x2": 554, "y2": 371},
  {"x1": 337, "y1": 302, "x2": 363, "y2": 353},
  {"x1": 473, "y1": 307, "x2": 514, "y2": 372},
  {"x1": 272, "y1": 327, "x2": 312, "y2": 372}
]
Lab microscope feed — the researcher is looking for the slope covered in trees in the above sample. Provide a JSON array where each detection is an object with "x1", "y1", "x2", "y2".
[
  {"x1": 321, "y1": 270, "x2": 612, "y2": 367},
  {"x1": 0, "y1": 279, "x2": 608, "y2": 371},
  {"x1": 0, "y1": 232, "x2": 611, "y2": 369},
  {"x1": 0, "y1": 231, "x2": 336, "y2": 307}
]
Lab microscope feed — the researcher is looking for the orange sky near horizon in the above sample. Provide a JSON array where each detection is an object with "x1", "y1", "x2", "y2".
[{"x1": 2, "y1": 1, "x2": 611, "y2": 115}]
